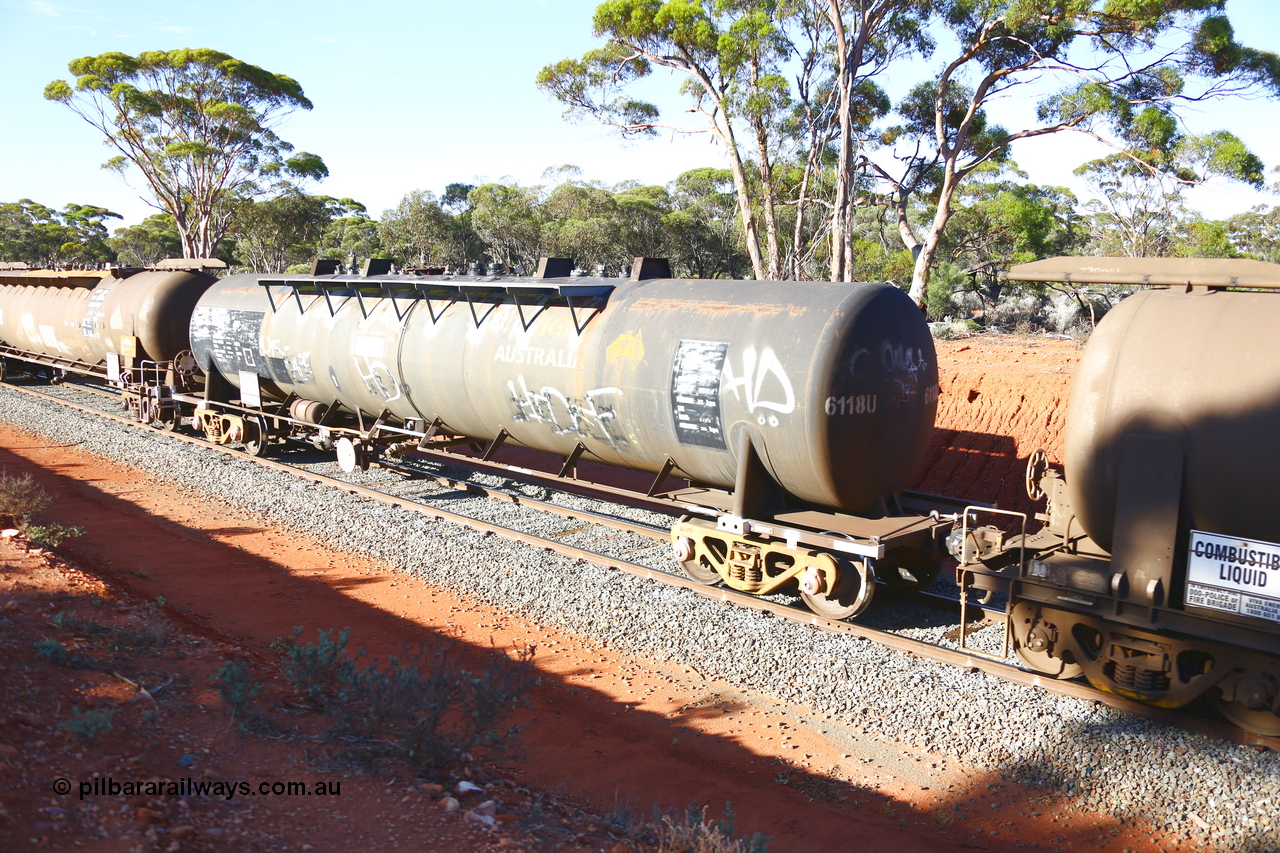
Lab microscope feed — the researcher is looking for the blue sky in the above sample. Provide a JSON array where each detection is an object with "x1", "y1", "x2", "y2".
[{"x1": 1, "y1": 0, "x2": 1276, "y2": 230}]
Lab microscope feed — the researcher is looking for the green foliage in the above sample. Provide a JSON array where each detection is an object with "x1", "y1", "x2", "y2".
[
  {"x1": 1172, "y1": 217, "x2": 1239, "y2": 258},
  {"x1": 942, "y1": 174, "x2": 1082, "y2": 271},
  {"x1": 923, "y1": 262, "x2": 969, "y2": 321},
  {"x1": 284, "y1": 627, "x2": 535, "y2": 772},
  {"x1": 378, "y1": 190, "x2": 459, "y2": 269},
  {"x1": 36, "y1": 638, "x2": 74, "y2": 665},
  {"x1": 21, "y1": 522, "x2": 84, "y2": 549},
  {"x1": 60, "y1": 708, "x2": 115, "y2": 742},
  {"x1": 214, "y1": 661, "x2": 262, "y2": 719},
  {"x1": 45, "y1": 48, "x2": 325, "y2": 258},
  {"x1": 0, "y1": 199, "x2": 120, "y2": 266},
  {"x1": 284, "y1": 627, "x2": 357, "y2": 710},
  {"x1": 228, "y1": 193, "x2": 367, "y2": 273},
  {"x1": 1225, "y1": 204, "x2": 1280, "y2": 262},
  {"x1": 0, "y1": 469, "x2": 79, "y2": 547},
  {"x1": 107, "y1": 212, "x2": 182, "y2": 267}
]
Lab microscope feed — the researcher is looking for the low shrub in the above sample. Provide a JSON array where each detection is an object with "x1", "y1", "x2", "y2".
[
  {"x1": 0, "y1": 469, "x2": 52, "y2": 528},
  {"x1": 61, "y1": 708, "x2": 115, "y2": 742},
  {"x1": 284, "y1": 627, "x2": 535, "y2": 771}
]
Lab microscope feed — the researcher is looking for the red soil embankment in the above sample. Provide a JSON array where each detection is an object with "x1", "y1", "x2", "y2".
[{"x1": 911, "y1": 335, "x2": 1084, "y2": 517}]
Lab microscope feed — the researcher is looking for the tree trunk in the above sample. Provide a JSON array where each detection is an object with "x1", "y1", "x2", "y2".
[
  {"x1": 715, "y1": 113, "x2": 765, "y2": 281},
  {"x1": 754, "y1": 126, "x2": 782, "y2": 280},
  {"x1": 827, "y1": 4, "x2": 853, "y2": 283},
  {"x1": 907, "y1": 167, "x2": 958, "y2": 306}
]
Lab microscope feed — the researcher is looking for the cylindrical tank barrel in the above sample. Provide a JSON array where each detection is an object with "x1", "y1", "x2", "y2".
[
  {"x1": 0, "y1": 269, "x2": 216, "y2": 365},
  {"x1": 191, "y1": 274, "x2": 939, "y2": 513},
  {"x1": 1064, "y1": 287, "x2": 1280, "y2": 551}
]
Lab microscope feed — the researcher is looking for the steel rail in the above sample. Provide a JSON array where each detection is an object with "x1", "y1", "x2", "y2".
[{"x1": 4, "y1": 380, "x2": 1277, "y2": 753}]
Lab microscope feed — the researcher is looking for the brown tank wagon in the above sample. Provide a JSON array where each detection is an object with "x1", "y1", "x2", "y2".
[
  {"x1": 0, "y1": 264, "x2": 220, "y2": 425},
  {"x1": 955, "y1": 256, "x2": 1280, "y2": 736},
  {"x1": 188, "y1": 259, "x2": 952, "y2": 619}
]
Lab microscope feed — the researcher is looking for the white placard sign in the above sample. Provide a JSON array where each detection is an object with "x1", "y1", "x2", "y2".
[
  {"x1": 105, "y1": 352, "x2": 120, "y2": 383},
  {"x1": 238, "y1": 370, "x2": 262, "y2": 408},
  {"x1": 1185, "y1": 530, "x2": 1280, "y2": 624}
]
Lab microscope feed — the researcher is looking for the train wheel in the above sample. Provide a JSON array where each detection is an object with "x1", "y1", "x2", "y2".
[
  {"x1": 159, "y1": 411, "x2": 179, "y2": 432},
  {"x1": 1010, "y1": 606, "x2": 1083, "y2": 679},
  {"x1": 1013, "y1": 643, "x2": 1083, "y2": 680},
  {"x1": 801, "y1": 557, "x2": 875, "y2": 621},
  {"x1": 679, "y1": 557, "x2": 722, "y2": 585},
  {"x1": 672, "y1": 522, "x2": 724, "y2": 585},
  {"x1": 242, "y1": 421, "x2": 266, "y2": 457},
  {"x1": 1212, "y1": 697, "x2": 1280, "y2": 737}
]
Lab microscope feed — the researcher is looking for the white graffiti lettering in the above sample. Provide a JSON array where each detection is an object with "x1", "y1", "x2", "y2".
[
  {"x1": 507, "y1": 376, "x2": 627, "y2": 450},
  {"x1": 721, "y1": 346, "x2": 795, "y2": 428},
  {"x1": 353, "y1": 355, "x2": 402, "y2": 404},
  {"x1": 881, "y1": 341, "x2": 929, "y2": 404}
]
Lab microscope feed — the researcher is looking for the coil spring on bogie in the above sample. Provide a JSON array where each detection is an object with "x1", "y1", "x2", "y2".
[
  {"x1": 1108, "y1": 662, "x2": 1171, "y2": 693},
  {"x1": 726, "y1": 546, "x2": 763, "y2": 586}
]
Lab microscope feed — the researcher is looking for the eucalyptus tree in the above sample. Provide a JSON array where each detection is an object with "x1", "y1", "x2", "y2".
[
  {"x1": 45, "y1": 48, "x2": 326, "y2": 258},
  {"x1": 858, "y1": 0, "x2": 1279, "y2": 303},
  {"x1": 538, "y1": 0, "x2": 802, "y2": 280},
  {"x1": 107, "y1": 213, "x2": 183, "y2": 268},
  {"x1": 468, "y1": 183, "x2": 547, "y2": 274},
  {"x1": 1075, "y1": 155, "x2": 1184, "y2": 257},
  {"x1": 822, "y1": 0, "x2": 933, "y2": 281},
  {"x1": 378, "y1": 191, "x2": 456, "y2": 269},
  {"x1": 0, "y1": 199, "x2": 120, "y2": 267},
  {"x1": 1225, "y1": 204, "x2": 1280, "y2": 263}
]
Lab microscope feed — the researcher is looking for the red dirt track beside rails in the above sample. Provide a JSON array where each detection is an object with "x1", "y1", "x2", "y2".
[{"x1": 0, "y1": 334, "x2": 1184, "y2": 853}]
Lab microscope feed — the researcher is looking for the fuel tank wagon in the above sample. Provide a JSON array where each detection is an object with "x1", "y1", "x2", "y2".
[
  {"x1": 956, "y1": 257, "x2": 1280, "y2": 737},
  {"x1": 189, "y1": 263, "x2": 939, "y2": 514},
  {"x1": 1062, "y1": 271, "x2": 1280, "y2": 554},
  {"x1": 0, "y1": 267, "x2": 217, "y2": 367}
]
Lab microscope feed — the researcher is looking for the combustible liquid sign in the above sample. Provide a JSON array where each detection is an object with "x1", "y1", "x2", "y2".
[{"x1": 1185, "y1": 530, "x2": 1280, "y2": 624}]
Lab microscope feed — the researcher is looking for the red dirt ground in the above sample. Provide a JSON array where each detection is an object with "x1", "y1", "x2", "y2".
[{"x1": 0, "y1": 334, "x2": 1197, "y2": 853}]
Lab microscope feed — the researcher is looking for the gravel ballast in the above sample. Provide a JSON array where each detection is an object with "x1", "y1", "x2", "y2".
[{"x1": 2, "y1": 384, "x2": 1278, "y2": 850}]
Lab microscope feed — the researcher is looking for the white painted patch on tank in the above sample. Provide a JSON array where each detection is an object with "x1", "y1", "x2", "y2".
[
  {"x1": 352, "y1": 335, "x2": 386, "y2": 358},
  {"x1": 39, "y1": 325, "x2": 62, "y2": 351}
]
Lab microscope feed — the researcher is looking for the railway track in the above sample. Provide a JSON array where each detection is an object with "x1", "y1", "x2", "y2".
[{"x1": 5, "y1": 376, "x2": 1279, "y2": 753}]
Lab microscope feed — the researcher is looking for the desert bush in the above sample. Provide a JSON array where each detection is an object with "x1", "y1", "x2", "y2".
[
  {"x1": 650, "y1": 803, "x2": 770, "y2": 853},
  {"x1": 284, "y1": 627, "x2": 359, "y2": 712},
  {"x1": 22, "y1": 521, "x2": 84, "y2": 548},
  {"x1": 0, "y1": 467, "x2": 83, "y2": 546},
  {"x1": 61, "y1": 708, "x2": 115, "y2": 742},
  {"x1": 285, "y1": 627, "x2": 535, "y2": 771},
  {"x1": 215, "y1": 661, "x2": 262, "y2": 718},
  {"x1": 0, "y1": 469, "x2": 52, "y2": 528},
  {"x1": 35, "y1": 638, "x2": 74, "y2": 665}
]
